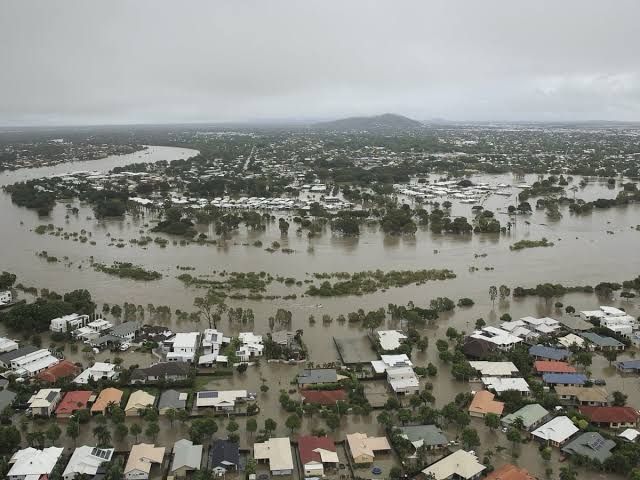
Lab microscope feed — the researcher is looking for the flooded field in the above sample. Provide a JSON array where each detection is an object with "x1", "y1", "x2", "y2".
[{"x1": 1, "y1": 146, "x2": 638, "y2": 480}]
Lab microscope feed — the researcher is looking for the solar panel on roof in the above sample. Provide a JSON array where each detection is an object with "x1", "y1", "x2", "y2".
[{"x1": 198, "y1": 391, "x2": 219, "y2": 398}]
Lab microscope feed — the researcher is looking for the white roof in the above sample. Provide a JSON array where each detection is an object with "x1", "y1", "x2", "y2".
[
  {"x1": 421, "y1": 449, "x2": 485, "y2": 480},
  {"x1": 471, "y1": 327, "x2": 522, "y2": 346},
  {"x1": 63, "y1": 446, "x2": 114, "y2": 477},
  {"x1": 8, "y1": 447, "x2": 63, "y2": 477},
  {"x1": 532, "y1": 416, "x2": 579, "y2": 443},
  {"x1": 557, "y1": 334, "x2": 586, "y2": 348},
  {"x1": 172, "y1": 332, "x2": 200, "y2": 349},
  {"x1": 28, "y1": 388, "x2": 61, "y2": 408},
  {"x1": 376, "y1": 330, "x2": 407, "y2": 350},
  {"x1": 619, "y1": 428, "x2": 640, "y2": 442},
  {"x1": 239, "y1": 332, "x2": 262, "y2": 345},
  {"x1": 254, "y1": 437, "x2": 294, "y2": 472},
  {"x1": 482, "y1": 377, "x2": 530, "y2": 393},
  {"x1": 469, "y1": 361, "x2": 519, "y2": 377},
  {"x1": 0, "y1": 337, "x2": 18, "y2": 352},
  {"x1": 521, "y1": 316, "x2": 560, "y2": 327},
  {"x1": 196, "y1": 390, "x2": 248, "y2": 408},
  {"x1": 74, "y1": 362, "x2": 117, "y2": 384}
]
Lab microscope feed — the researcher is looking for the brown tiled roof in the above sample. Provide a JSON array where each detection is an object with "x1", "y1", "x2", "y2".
[
  {"x1": 580, "y1": 406, "x2": 639, "y2": 424},
  {"x1": 484, "y1": 464, "x2": 536, "y2": 480},
  {"x1": 36, "y1": 360, "x2": 80, "y2": 383}
]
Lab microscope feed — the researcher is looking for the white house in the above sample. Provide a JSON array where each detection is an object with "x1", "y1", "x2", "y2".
[
  {"x1": 28, "y1": 388, "x2": 62, "y2": 417},
  {"x1": 520, "y1": 316, "x2": 561, "y2": 335},
  {"x1": 8, "y1": 447, "x2": 64, "y2": 480},
  {"x1": 202, "y1": 328, "x2": 230, "y2": 356},
  {"x1": 0, "y1": 290, "x2": 12, "y2": 305},
  {"x1": 421, "y1": 449, "x2": 485, "y2": 480},
  {"x1": 166, "y1": 332, "x2": 200, "y2": 363},
  {"x1": 63, "y1": 446, "x2": 114, "y2": 480},
  {"x1": 470, "y1": 326, "x2": 522, "y2": 350},
  {"x1": 195, "y1": 390, "x2": 254, "y2": 411},
  {"x1": 376, "y1": 330, "x2": 408, "y2": 351},
  {"x1": 581, "y1": 306, "x2": 633, "y2": 321},
  {"x1": 557, "y1": 333, "x2": 586, "y2": 349},
  {"x1": 11, "y1": 349, "x2": 59, "y2": 377},
  {"x1": 254, "y1": 437, "x2": 294, "y2": 476},
  {"x1": 74, "y1": 362, "x2": 119, "y2": 384},
  {"x1": 50, "y1": 313, "x2": 90, "y2": 333},
  {"x1": 372, "y1": 354, "x2": 419, "y2": 394},
  {"x1": 531, "y1": 416, "x2": 580, "y2": 447},
  {"x1": 237, "y1": 332, "x2": 264, "y2": 361},
  {"x1": 469, "y1": 361, "x2": 519, "y2": 378},
  {"x1": 601, "y1": 316, "x2": 637, "y2": 337},
  {"x1": 0, "y1": 336, "x2": 18, "y2": 353},
  {"x1": 74, "y1": 319, "x2": 113, "y2": 341},
  {"x1": 482, "y1": 377, "x2": 530, "y2": 395}
]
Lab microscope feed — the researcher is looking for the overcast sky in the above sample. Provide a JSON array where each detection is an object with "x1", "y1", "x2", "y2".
[{"x1": 1, "y1": 0, "x2": 639, "y2": 126}]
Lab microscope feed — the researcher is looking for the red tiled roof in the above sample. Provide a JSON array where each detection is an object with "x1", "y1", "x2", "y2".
[
  {"x1": 485, "y1": 464, "x2": 536, "y2": 480},
  {"x1": 580, "y1": 406, "x2": 640, "y2": 424},
  {"x1": 55, "y1": 391, "x2": 93, "y2": 416},
  {"x1": 36, "y1": 360, "x2": 80, "y2": 383},
  {"x1": 300, "y1": 389, "x2": 347, "y2": 405},
  {"x1": 298, "y1": 435, "x2": 336, "y2": 465},
  {"x1": 534, "y1": 361, "x2": 576, "y2": 374}
]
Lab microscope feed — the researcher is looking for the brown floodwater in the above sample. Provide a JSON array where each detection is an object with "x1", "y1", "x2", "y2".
[{"x1": 1, "y1": 146, "x2": 637, "y2": 479}]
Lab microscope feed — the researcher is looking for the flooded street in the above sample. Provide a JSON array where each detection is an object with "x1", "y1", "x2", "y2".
[{"x1": 1, "y1": 146, "x2": 638, "y2": 480}]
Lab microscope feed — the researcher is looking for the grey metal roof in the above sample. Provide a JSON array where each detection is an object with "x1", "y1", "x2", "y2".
[
  {"x1": 132, "y1": 362, "x2": 191, "y2": 380},
  {"x1": 581, "y1": 332, "x2": 624, "y2": 347},
  {"x1": 0, "y1": 345, "x2": 38, "y2": 365},
  {"x1": 158, "y1": 390, "x2": 186, "y2": 410},
  {"x1": 562, "y1": 432, "x2": 615, "y2": 463},
  {"x1": 398, "y1": 425, "x2": 448, "y2": 446},
  {"x1": 297, "y1": 369, "x2": 338, "y2": 385},
  {"x1": 110, "y1": 321, "x2": 140, "y2": 337},
  {"x1": 172, "y1": 439, "x2": 203, "y2": 472}
]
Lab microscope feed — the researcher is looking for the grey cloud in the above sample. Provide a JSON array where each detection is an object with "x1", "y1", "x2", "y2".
[{"x1": 1, "y1": 0, "x2": 639, "y2": 125}]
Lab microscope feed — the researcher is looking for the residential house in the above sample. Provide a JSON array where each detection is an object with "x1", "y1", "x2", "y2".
[
  {"x1": 470, "y1": 326, "x2": 522, "y2": 351},
  {"x1": 619, "y1": 428, "x2": 640, "y2": 442},
  {"x1": 74, "y1": 362, "x2": 118, "y2": 385},
  {"x1": 561, "y1": 432, "x2": 616, "y2": 463},
  {"x1": 581, "y1": 332, "x2": 625, "y2": 351},
  {"x1": 420, "y1": 449, "x2": 485, "y2": 480},
  {"x1": 201, "y1": 329, "x2": 230, "y2": 356},
  {"x1": 531, "y1": 416, "x2": 579, "y2": 447},
  {"x1": 298, "y1": 435, "x2": 339, "y2": 477},
  {"x1": 170, "y1": 439, "x2": 202, "y2": 478},
  {"x1": 579, "y1": 406, "x2": 640, "y2": 429},
  {"x1": 462, "y1": 337, "x2": 496, "y2": 359},
  {"x1": 125, "y1": 390, "x2": 156, "y2": 416},
  {"x1": 601, "y1": 315, "x2": 637, "y2": 337},
  {"x1": 56, "y1": 391, "x2": 93, "y2": 418},
  {"x1": 469, "y1": 390, "x2": 504, "y2": 418},
  {"x1": 520, "y1": 316, "x2": 561, "y2": 335},
  {"x1": 346, "y1": 432, "x2": 391, "y2": 464},
  {"x1": 110, "y1": 321, "x2": 140, "y2": 342},
  {"x1": 500, "y1": 320, "x2": 537, "y2": 342},
  {"x1": 7, "y1": 447, "x2": 63, "y2": 480},
  {"x1": 28, "y1": 388, "x2": 62, "y2": 417},
  {"x1": 376, "y1": 330, "x2": 408, "y2": 351},
  {"x1": 529, "y1": 345, "x2": 570, "y2": 362},
  {"x1": 0, "y1": 336, "x2": 18, "y2": 353},
  {"x1": 300, "y1": 389, "x2": 347, "y2": 406},
  {"x1": 254, "y1": 437, "x2": 294, "y2": 475},
  {"x1": 398, "y1": 425, "x2": 448, "y2": 452},
  {"x1": 484, "y1": 464, "x2": 536, "y2": 480},
  {"x1": 616, "y1": 359, "x2": 640, "y2": 374},
  {"x1": 534, "y1": 361, "x2": 576, "y2": 375},
  {"x1": 158, "y1": 390, "x2": 187, "y2": 415},
  {"x1": 237, "y1": 332, "x2": 264, "y2": 361},
  {"x1": 131, "y1": 362, "x2": 191, "y2": 384},
  {"x1": 74, "y1": 319, "x2": 113, "y2": 341},
  {"x1": 482, "y1": 377, "x2": 530, "y2": 396},
  {"x1": 469, "y1": 361, "x2": 519, "y2": 378},
  {"x1": 501, "y1": 404, "x2": 550, "y2": 431},
  {"x1": 50, "y1": 313, "x2": 90, "y2": 333},
  {"x1": 124, "y1": 443, "x2": 165, "y2": 480},
  {"x1": 91, "y1": 388, "x2": 123, "y2": 415},
  {"x1": 371, "y1": 354, "x2": 419, "y2": 394},
  {"x1": 0, "y1": 347, "x2": 59, "y2": 377},
  {"x1": 62, "y1": 446, "x2": 114, "y2": 480},
  {"x1": 195, "y1": 390, "x2": 254, "y2": 411},
  {"x1": 209, "y1": 439, "x2": 239, "y2": 475},
  {"x1": 36, "y1": 360, "x2": 81, "y2": 383},
  {"x1": 542, "y1": 373, "x2": 587, "y2": 387},
  {"x1": 0, "y1": 290, "x2": 12, "y2": 305},
  {"x1": 581, "y1": 306, "x2": 634, "y2": 321},
  {"x1": 298, "y1": 368, "x2": 338, "y2": 387},
  {"x1": 165, "y1": 332, "x2": 200, "y2": 363},
  {"x1": 557, "y1": 333, "x2": 586, "y2": 349},
  {"x1": 555, "y1": 386, "x2": 609, "y2": 406}
]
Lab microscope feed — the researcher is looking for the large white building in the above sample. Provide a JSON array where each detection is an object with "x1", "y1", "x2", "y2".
[
  {"x1": 74, "y1": 362, "x2": 119, "y2": 384},
  {"x1": 237, "y1": 332, "x2": 264, "y2": 361},
  {"x1": 376, "y1": 330, "x2": 408, "y2": 351},
  {"x1": 50, "y1": 313, "x2": 90, "y2": 333},
  {"x1": 8, "y1": 447, "x2": 63, "y2": 480},
  {"x1": 165, "y1": 332, "x2": 200, "y2": 363},
  {"x1": 10, "y1": 349, "x2": 59, "y2": 377}
]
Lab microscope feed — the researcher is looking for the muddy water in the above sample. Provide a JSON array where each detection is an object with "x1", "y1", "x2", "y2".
[{"x1": 0, "y1": 147, "x2": 637, "y2": 479}]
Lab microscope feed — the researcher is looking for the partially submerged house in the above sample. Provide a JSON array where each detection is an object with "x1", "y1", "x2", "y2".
[
  {"x1": 562, "y1": 432, "x2": 616, "y2": 463},
  {"x1": 421, "y1": 449, "x2": 485, "y2": 480},
  {"x1": 209, "y1": 439, "x2": 239, "y2": 475},
  {"x1": 195, "y1": 390, "x2": 254, "y2": 411},
  {"x1": 346, "y1": 432, "x2": 391, "y2": 464},
  {"x1": 74, "y1": 362, "x2": 119, "y2": 385},
  {"x1": 397, "y1": 425, "x2": 448, "y2": 452},
  {"x1": 158, "y1": 389, "x2": 188, "y2": 414},
  {"x1": 534, "y1": 361, "x2": 576, "y2": 375},
  {"x1": 555, "y1": 386, "x2": 609, "y2": 406},
  {"x1": 125, "y1": 390, "x2": 156, "y2": 416},
  {"x1": 484, "y1": 464, "x2": 535, "y2": 480},
  {"x1": 124, "y1": 443, "x2": 165, "y2": 480},
  {"x1": 531, "y1": 416, "x2": 579, "y2": 447},
  {"x1": 170, "y1": 439, "x2": 202, "y2": 478},
  {"x1": 542, "y1": 373, "x2": 587, "y2": 387},
  {"x1": 91, "y1": 387, "x2": 123, "y2": 415},
  {"x1": 371, "y1": 354, "x2": 419, "y2": 395},
  {"x1": 55, "y1": 390, "x2": 93, "y2": 418},
  {"x1": 36, "y1": 360, "x2": 81, "y2": 384},
  {"x1": 28, "y1": 388, "x2": 62, "y2": 417},
  {"x1": 376, "y1": 330, "x2": 408, "y2": 351},
  {"x1": 62, "y1": 446, "x2": 114, "y2": 480},
  {"x1": 8, "y1": 447, "x2": 63, "y2": 480},
  {"x1": 468, "y1": 390, "x2": 504, "y2": 418},
  {"x1": 254, "y1": 437, "x2": 294, "y2": 475},
  {"x1": 298, "y1": 435, "x2": 339, "y2": 477},
  {"x1": 131, "y1": 362, "x2": 191, "y2": 384},
  {"x1": 297, "y1": 368, "x2": 338, "y2": 387},
  {"x1": 579, "y1": 406, "x2": 640, "y2": 429},
  {"x1": 501, "y1": 404, "x2": 550, "y2": 431}
]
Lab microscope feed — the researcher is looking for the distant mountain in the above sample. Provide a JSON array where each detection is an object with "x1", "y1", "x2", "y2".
[{"x1": 313, "y1": 113, "x2": 423, "y2": 131}]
